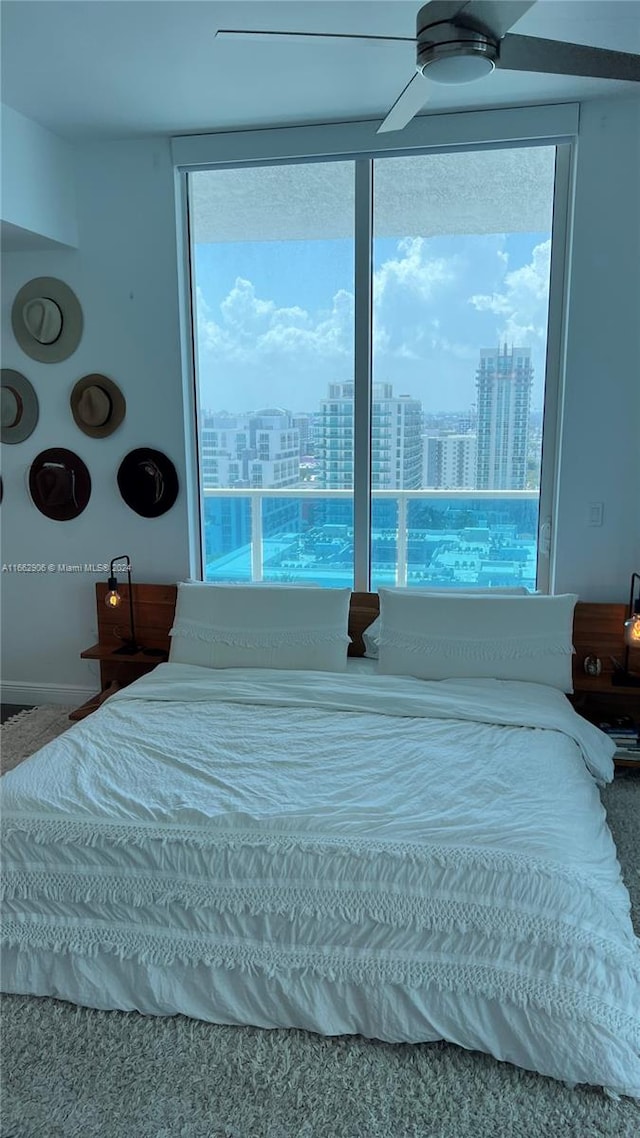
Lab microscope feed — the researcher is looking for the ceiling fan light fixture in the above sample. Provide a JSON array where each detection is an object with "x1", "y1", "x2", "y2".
[
  {"x1": 417, "y1": 20, "x2": 498, "y2": 84},
  {"x1": 421, "y1": 47, "x2": 496, "y2": 83}
]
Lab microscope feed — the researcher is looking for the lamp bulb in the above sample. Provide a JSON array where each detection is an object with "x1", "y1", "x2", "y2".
[
  {"x1": 105, "y1": 589, "x2": 121, "y2": 609},
  {"x1": 624, "y1": 613, "x2": 640, "y2": 647}
]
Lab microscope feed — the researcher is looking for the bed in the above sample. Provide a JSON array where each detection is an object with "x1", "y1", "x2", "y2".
[{"x1": 1, "y1": 585, "x2": 639, "y2": 1099}]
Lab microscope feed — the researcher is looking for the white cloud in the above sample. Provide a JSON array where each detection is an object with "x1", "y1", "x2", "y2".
[
  {"x1": 196, "y1": 239, "x2": 458, "y2": 377},
  {"x1": 374, "y1": 236, "x2": 456, "y2": 307},
  {"x1": 196, "y1": 279, "x2": 352, "y2": 366},
  {"x1": 372, "y1": 238, "x2": 458, "y2": 360},
  {"x1": 469, "y1": 240, "x2": 551, "y2": 347},
  {"x1": 431, "y1": 337, "x2": 479, "y2": 361},
  {"x1": 196, "y1": 235, "x2": 557, "y2": 410}
]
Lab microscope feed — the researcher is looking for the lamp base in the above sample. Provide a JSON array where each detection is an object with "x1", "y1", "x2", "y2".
[
  {"x1": 112, "y1": 642, "x2": 140, "y2": 656},
  {"x1": 611, "y1": 671, "x2": 640, "y2": 687}
]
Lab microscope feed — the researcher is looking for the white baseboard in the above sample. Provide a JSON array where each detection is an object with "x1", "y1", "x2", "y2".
[{"x1": 1, "y1": 682, "x2": 96, "y2": 707}]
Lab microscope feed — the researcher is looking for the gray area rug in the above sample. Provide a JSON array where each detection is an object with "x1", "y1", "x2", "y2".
[
  {"x1": 0, "y1": 705, "x2": 75, "y2": 774},
  {"x1": 1, "y1": 706, "x2": 639, "y2": 1138}
]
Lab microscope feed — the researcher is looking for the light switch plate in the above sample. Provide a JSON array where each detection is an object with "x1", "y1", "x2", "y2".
[{"x1": 588, "y1": 502, "x2": 604, "y2": 527}]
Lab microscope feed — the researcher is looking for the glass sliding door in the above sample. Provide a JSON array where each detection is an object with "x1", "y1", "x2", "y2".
[{"x1": 189, "y1": 162, "x2": 355, "y2": 586}]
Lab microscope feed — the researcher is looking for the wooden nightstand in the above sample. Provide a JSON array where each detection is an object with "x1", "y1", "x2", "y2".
[
  {"x1": 79, "y1": 641, "x2": 168, "y2": 687},
  {"x1": 570, "y1": 603, "x2": 639, "y2": 770},
  {"x1": 70, "y1": 582, "x2": 174, "y2": 720},
  {"x1": 69, "y1": 645, "x2": 169, "y2": 721}
]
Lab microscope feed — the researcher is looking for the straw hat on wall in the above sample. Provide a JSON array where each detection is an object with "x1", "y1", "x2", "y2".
[
  {"x1": 1, "y1": 369, "x2": 39, "y2": 444},
  {"x1": 11, "y1": 277, "x2": 83, "y2": 363},
  {"x1": 70, "y1": 374, "x2": 126, "y2": 438}
]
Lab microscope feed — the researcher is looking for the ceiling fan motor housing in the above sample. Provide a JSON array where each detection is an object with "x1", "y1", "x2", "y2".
[{"x1": 416, "y1": 14, "x2": 498, "y2": 83}]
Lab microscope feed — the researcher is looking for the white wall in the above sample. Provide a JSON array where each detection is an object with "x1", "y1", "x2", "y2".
[
  {"x1": 553, "y1": 97, "x2": 640, "y2": 600},
  {"x1": 1, "y1": 97, "x2": 639, "y2": 702},
  {"x1": 1, "y1": 139, "x2": 190, "y2": 702},
  {"x1": 0, "y1": 104, "x2": 78, "y2": 248}
]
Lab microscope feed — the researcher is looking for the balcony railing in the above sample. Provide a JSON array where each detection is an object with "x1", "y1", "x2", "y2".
[{"x1": 203, "y1": 486, "x2": 539, "y2": 587}]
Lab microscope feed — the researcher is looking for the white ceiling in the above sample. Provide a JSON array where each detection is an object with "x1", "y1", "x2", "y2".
[{"x1": 1, "y1": 1, "x2": 639, "y2": 141}]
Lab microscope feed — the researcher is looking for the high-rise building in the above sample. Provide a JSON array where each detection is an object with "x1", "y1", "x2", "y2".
[
  {"x1": 424, "y1": 434, "x2": 477, "y2": 489},
  {"x1": 201, "y1": 409, "x2": 301, "y2": 564},
  {"x1": 200, "y1": 413, "x2": 249, "y2": 488},
  {"x1": 200, "y1": 409, "x2": 299, "y2": 489},
  {"x1": 318, "y1": 382, "x2": 422, "y2": 491},
  {"x1": 292, "y1": 414, "x2": 312, "y2": 455},
  {"x1": 247, "y1": 409, "x2": 300, "y2": 489},
  {"x1": 317, "y1": 383, "x2": 354, "y2": 492},
  {"x1": 475, "y1": 345, "x2": 533, "y2": 490}
]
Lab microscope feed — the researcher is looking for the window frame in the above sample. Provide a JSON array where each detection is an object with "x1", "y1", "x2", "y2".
[{"x1": 173, "y1": 103, "x2": 578, "y2": 592}]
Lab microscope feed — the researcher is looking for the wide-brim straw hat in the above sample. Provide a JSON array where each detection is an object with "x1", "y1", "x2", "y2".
[
  {"x1": 1, "y1": 369, "x2": 39, "y2": 444},
  {"x1": 11, "y1": 277, "x2": 83, "y2": 363},
  {"x1": 70, "y1": 374, "x2": 126, "y2": 438}
]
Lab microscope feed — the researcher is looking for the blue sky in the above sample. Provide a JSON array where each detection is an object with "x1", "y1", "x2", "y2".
[{"x1": 194, "y1": 230, "x2": 551, "y2": 414}]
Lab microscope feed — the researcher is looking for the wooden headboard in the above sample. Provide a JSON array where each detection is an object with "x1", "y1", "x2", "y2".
[
  {"x1": 96, "y1": 582, "x2": 178, "y2": 653},
  {"x1": 571, "y1": 603, "x2": 639, "y2": 688},
  {"x1": 95, "y1": 583, "x2": 380, "y2": 658},
  {"x1": 94, "y1": 583, "x2": 637, "y2": 683}
]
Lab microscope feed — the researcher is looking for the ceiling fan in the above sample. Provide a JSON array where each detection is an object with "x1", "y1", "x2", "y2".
[{"x1": 215, "y1": 0, "x2": 640, "y2": 133}]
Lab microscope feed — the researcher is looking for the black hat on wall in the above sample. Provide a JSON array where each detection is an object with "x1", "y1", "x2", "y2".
[
  {"x1": 29, "y1": 448, "x2": 91, "y2": 521},
  {"x1": 117, "y1": 448, "x2": 179, "y2": 518}
]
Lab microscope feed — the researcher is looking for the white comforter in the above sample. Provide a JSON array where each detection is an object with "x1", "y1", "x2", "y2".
[{"x1": 2, "y1": 665, "x2": 639, "y2": 1097}]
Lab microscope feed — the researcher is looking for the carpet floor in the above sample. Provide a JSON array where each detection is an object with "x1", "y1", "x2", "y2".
[{"x1": 1, "y1": 706, "x2": 639, "y2": 1138}]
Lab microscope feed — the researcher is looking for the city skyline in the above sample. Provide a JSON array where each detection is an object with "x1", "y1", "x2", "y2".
[{"x1": 200, "y1": 344, "x2": 541, "y2": 496}]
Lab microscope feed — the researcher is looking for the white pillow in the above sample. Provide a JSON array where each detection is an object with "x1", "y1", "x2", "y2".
[
  {"x1": 169, "y1": 583, "x2": 351, "y2": 672},
  {"x1": 377, "y1": 590, "x2": 577, "y2": 692},
  {"x1": 362, "y1": 587, "x2": 529, "y2": 659}
]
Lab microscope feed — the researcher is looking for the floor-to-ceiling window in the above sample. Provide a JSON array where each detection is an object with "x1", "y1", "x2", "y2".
[
  {"x1": 370, "y1": 146, "x2": 555, "y2": 590},
  {"x1": 190, "y1": 162, "x2": 355, "y2": 586},
  {"x1": 187, "y1": 139, "x2": 564, "y2": 591}
]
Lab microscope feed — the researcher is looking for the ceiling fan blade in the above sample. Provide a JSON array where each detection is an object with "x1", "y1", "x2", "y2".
[
  {"x1": 416, "y1": 1, "x2": 533, "y2": 36},
  {"x1": 459, "y1": 1, "x2": 536, "y2": 39},
  {"x1": 416, "y1": 2, "x2": 470, "y2": 28},
  {"x1": 215, "y1": 29, "x2": 414, "y2": 46},
  {"x1": 498, "y1": 34, "x2": 640, "y2": 81},
  {"x1": 377, "y1": 72, "x2": 429, "y2": 134}
]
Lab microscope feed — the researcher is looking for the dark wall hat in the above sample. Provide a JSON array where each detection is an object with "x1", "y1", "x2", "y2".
[
  {"x1": 71, "y1": 374, "x2": 126, "y2": 438},
  {"x1": 29, "y1": 448, "x2": 91, "y2": 521},
  {"x1": 117, "y1": 448, "x2": 179, "y2": 518},
  {"x1": 12, "y1": 277, "x2": 83, "y2": 363},
  {"x1": 1, "y1": 369, "x2": 39, "y2": 444}
]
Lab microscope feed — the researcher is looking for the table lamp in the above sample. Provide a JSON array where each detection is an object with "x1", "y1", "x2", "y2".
[
  {"x1": 105, "y1": 556, "x2": 165, "y2": 657},
  {"x1": 612, "y1": 572, "x2": 640, "y2": 686}
]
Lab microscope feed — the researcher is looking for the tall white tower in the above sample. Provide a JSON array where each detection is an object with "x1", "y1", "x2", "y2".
[
  {"x1": 475, "y1": 345, "x2": 532, "y2": 490},
  {"x1": 319, "y1": 382, "x2": 422, "y2": 490}
]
